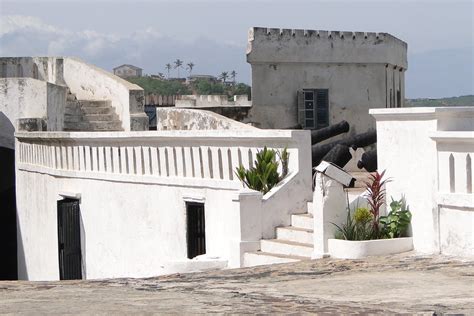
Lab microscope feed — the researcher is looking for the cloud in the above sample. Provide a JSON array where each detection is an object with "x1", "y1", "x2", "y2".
[{"x1": 0, "y1": 15, "x2": 250, "y2": 81}]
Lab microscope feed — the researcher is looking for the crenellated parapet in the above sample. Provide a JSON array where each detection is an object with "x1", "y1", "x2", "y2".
[{"x1": 247, "y1": 27, "x2": 407, "y2": 69}]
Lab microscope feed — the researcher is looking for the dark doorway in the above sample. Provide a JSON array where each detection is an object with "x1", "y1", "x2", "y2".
[
  {"x1": 57, "y1": 199, "x2": 82, "y2": 280},
  {"x1": 186, "y1": 202, "x2": 206, "y2": 259},
  {"x1": 0, "y1": 146, "x2": 17, "y2": 280}
]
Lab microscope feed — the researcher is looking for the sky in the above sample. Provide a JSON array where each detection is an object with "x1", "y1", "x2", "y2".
[{"x1": 0, "y1": 0, "x2": 473, "y2": 98}]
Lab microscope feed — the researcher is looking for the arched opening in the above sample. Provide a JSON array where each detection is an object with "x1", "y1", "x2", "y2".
[{"x1": 0, "y1": 146, "x2": 17, "y2": 280}]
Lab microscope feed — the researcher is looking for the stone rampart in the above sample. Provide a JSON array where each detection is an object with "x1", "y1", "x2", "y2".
[{"x1": 247, "y1": 27, "x2": 407, "y2": 68}]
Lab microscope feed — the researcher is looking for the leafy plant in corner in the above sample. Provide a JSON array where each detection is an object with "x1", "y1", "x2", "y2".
[
  {"x1": 379, "y1": 197, "x2": 412, "y2": 238},
  {"x1": 235, "y1": 147, "x2": 288, "y2": 194}
]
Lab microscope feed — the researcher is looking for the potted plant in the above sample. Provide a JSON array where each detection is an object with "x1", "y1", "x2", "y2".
[{"x1": 328, "y1": 170, "x2": 413, "y2": 259}]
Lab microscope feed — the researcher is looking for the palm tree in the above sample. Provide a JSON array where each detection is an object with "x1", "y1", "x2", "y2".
[
  {"x1": 165, "y1": 63, "x2": 172, "y2": 79},
  {"x1": 186, "y1": 62, "x2": 195, "y2": 76},
  {"x1": 219, "y1": 71, "x2": 229, "y2": 83},
  {"x1": 174, "y1": 59, "x2": 183, "y2": 78},
  {"x1": 230, "y1": 70, "x2": 237, "y2": 85}
]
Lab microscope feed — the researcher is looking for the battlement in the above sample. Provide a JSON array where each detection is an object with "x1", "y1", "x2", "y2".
[{"x1": 247, "y1": 27, "x2": 407, "y2": 68}]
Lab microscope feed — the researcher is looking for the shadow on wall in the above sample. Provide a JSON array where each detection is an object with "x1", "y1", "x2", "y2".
[
  {"x1": 0, "y1": 112, "x2": 15, "y2": 150},
  {"x1": 16, "y1": 221, "x2": 27, "y2": 280},
  {"x1": 0, "y1": 147, "x2": 17, "y2": 280},
  {"x1": 80, "y1": 210, "x2": 87, "y2": 279}
]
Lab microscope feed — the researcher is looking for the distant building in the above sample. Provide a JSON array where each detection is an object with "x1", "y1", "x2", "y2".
[
  {"x1": 247, "y1": 27, "x2": 407, "y2": 132},
  {"x1": 113, "y1": 64, "x2": 143, "y2": 78},
  {"x1": 186, "y1": 74, "x2": 218, "y2": 84}
]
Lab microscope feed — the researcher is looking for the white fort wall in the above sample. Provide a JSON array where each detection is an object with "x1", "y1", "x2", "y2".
[
  {"x1": 15, "y1": 130, "x2": 311, "y2": 280},
  {"x1": 371, "y1": 107, "x2": 474, "y2": 257},
  {"x1": 247, "y1": 27, "x2": 407, "y2": 131}
]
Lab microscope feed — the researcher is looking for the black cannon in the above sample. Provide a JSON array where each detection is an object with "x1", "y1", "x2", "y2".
[
  {"x1": 283, "y1": 123, "x2": 303, "y2": 129},
  {"x1": 311, "y1": 120, "x2": 350, "y2": 145},
  {"x1": 321, "y1": 144, "x2": 352, "y2": 168},
  {"x1": 357, "y1": 149, "x2": 377, "y2": 172},
  {"x1": 312, "y1": 130, "x2": 377, "y2": 167},
  {"x1": 343, "y1": 130, "x2": 377, "y2": 150}
]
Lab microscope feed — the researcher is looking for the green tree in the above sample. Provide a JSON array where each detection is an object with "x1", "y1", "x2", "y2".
[
  {"x1": 174, "y1": 59, "x2": 183, "y2": 78},
  {"x1": 165, "y1": 63, "x2": 172, "y2": 79},
  {"x1": 219, "y1": 71, "x2": 229, "y2": 83},
  {"x1": 230, "y1": 70, "x2": 237, "y2": 84},
  {"x1": 127, "y1": 77, "x2": 191, "y2": 95},
  {"x1": 193, "y1": 79, "x2": 224, "y2": 95},
  {"x1": 186, "y1": 62, "x2": 195, "y2": 76}
]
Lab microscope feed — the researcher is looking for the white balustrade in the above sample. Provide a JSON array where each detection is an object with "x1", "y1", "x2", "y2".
[
  {"x1": 16, "y1": 130, "x2": 308, "y2": 189},
  {"x1": 433, "y1": 131, "x2": 474, "y2": 195}
]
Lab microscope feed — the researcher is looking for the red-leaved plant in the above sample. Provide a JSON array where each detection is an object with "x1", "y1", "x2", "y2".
[{"x1": 364, "y1": 170, "x2": 391, "y2": 238}]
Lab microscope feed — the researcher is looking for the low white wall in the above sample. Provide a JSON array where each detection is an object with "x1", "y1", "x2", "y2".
[
  {"x1": 156, "y1": 108, "x2": 255, "y2": 130},
  {"x1": 176, "y1": 95, "x2": 251, "y2": 108},
  {"x1": 15, "y1": 129, "x2": 311, "y2": 279},
  {"x1": 370, "y1": 107, "x2": 474, "y2": 256}
]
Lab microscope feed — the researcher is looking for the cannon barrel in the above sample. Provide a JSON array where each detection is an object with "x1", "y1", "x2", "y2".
[
  {"x1": 357, "y1": 149, "x2": 377, "y2": 172},
  {"x1": 311, "y1": 120, "x2": 350, "y2": 145},
  {"x1": 321, "y1": 144, "x2": 352, "y2": 168},
  {"x1": 343, "y1": 130, "x2": 377, "y2": 150},
  {"x1": 283, "y1": 123, "x2": 303, "y2": 129},
  {"x1": 312, "y1": 130, "x2": 377, "y2": 167}
]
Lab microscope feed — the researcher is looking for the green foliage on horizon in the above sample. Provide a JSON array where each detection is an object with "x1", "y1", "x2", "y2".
[
  {"x1": 126, "y1": 76, "x2": 251, "y2": 97},
  {"x1": 194, "y1": 79, "x2": 225, "y2": 95},
  {"x1": 127, "y1": 77, "x2": 191, "y2": 95},
  {"x1": 405, "y1": 95, "x2": 473, "y2": 107}
]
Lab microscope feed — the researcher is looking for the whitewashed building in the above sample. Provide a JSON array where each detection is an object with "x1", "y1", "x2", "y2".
[{"x1": 246, "y1": 27, "x2": 407, "y2": 133}]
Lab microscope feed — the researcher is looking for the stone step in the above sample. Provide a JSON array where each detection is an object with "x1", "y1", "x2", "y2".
[
  {"x1": 83, "y1": 113, "x2": 119, "y2": 121},
  {"x1": 276, "y1": 226, "x2": 313, "y2": 244},
  {"x1": 78, "y1": 100, "x2": 111, "y2": 108},
  {"x1": 243, "y1": 251, "x2": 307, "y2": 268},
  {"x1": 80, "y1": 106, "x2": 113, "y2": 115},
  {"x1": 64, "y1": 113, "x2": 118, "y2": 123},
  {"x1": 291, "y1": 213, "x2": 313, "y2": 230},
  {"x1": 65, "y1": 105, "x2": 114, "y2": 116},
  {"x1": 260, "y1": 239, "x2": 313, "y2": 258},
  {"x1": 64, "y1": 121, "x2": 123, "y2": 131}
]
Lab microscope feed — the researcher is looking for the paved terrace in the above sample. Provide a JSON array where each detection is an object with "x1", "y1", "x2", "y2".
[{"x1": 0, "y1": 253, "x2": 473, "y2": 315}]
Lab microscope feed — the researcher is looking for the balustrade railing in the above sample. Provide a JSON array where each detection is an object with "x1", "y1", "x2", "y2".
[
  {"x1": 432, "y1": 131, "x2": 474, "y2": 195},
  {"x1": 16, "y1": 130, "x2": 308, "y2": 189}
]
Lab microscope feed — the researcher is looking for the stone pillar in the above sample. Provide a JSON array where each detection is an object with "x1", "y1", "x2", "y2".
[
  {"x1": 228, "y1": 189, "x2": 263, "y2": 268},
  {"x1": 312, "y1": 173, "x2": 348, "y2": 258}
]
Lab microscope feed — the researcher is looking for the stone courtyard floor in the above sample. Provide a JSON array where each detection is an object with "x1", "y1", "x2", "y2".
[{"x1": 0, "y1": 253, "x2": 473, "y2": 315}]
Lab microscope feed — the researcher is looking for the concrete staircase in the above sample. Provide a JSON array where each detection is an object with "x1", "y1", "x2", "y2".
[
  {"x1": 64, "y1": 92, "x2": 123, "y2": 131},
  {"x1": 243, "y1": 202, "x2": 314, "y2": 267}
]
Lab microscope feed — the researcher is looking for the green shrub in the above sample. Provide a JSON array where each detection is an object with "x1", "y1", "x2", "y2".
[
  {"x1": 235, "y1": 147, "x2": 288, "y2": 194},
  {"x1": 379, "y1": 198, "x2": 412, "y2": 238},
  {"x1": 333, "y1": 207, "x2": 375, "y2": 241},
  {"x1": 333, "y1": 171, "x2": 412, "y2": 241}
]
